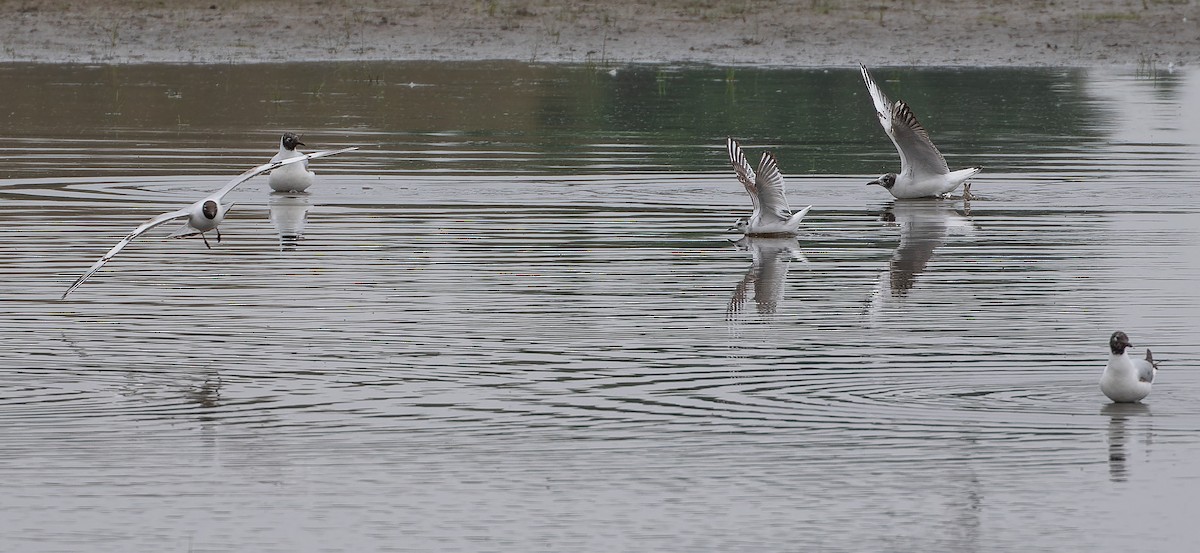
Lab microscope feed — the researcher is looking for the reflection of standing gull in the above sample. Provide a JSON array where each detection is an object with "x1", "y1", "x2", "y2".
[
  {"x1": 867, "y1": 201, "x2": 973, "y2": 315},
  {"x1": 726, "y1": 237, "x2": 806, "y2": 321},
  {"x1": 1103, "y1": 402, "x2": 1150, "y2": 483},
  {"x1": 268, "y1": 192, "x2": 311, "y2": 251}
]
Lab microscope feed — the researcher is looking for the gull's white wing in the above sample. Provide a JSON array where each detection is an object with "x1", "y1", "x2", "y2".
[
  {"x1": 754, "y1": 152, "x2": 792, "y2": 223},
  {"x1": 727, "y1": 138, "x2": 759, "y2": 213},
  {"x1": 859, "y1": 64, "x2": 949, "y2": 180},
  {"x1": 61, "y1": 207, "x2": 191, "y2": 299},
  {"x1": 211, "y1": 146, "x2": 358, "y2": 201}
]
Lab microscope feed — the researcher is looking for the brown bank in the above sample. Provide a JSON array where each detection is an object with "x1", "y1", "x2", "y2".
[{"x1": 0, "y1": 0, "x2": 1195, "y2": 66}]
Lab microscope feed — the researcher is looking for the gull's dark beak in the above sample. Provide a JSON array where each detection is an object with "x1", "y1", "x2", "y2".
[
  {"x1": 296, "y1": 140, "x2": 306, "y2": 147},
  {"x1": 866, "y1": 179, "x2": 882, "y2": 187}
]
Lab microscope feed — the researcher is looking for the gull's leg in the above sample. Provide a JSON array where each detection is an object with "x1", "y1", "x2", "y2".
[
  {"x1": 216, "y1": 227, "x2": 222, "y2": 244},
  {"x1": 201, "y1": 232, "x2": 212, "y2": 249}
]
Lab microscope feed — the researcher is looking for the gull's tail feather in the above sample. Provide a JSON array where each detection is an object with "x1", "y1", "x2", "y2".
[{"x1": 789, "y1": 205, "x2": 813, "y2": 229}]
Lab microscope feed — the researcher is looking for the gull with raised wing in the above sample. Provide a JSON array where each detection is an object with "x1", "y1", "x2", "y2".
[
  {"x1": 859, "y1": 64, "x2": 981, "y2": 199},
  {"x1": 726, "y1": 137, "x2": 812, "y2": 236},
  {"x1": 268, "y1": 132, "x2": 319, "y2": 193},
  {"x1": 1100, "y1": 331, "x2": 1159, "y2": 403},
  {"x1": 61, "y1": 146, "x2": 358, "y2": 299}
]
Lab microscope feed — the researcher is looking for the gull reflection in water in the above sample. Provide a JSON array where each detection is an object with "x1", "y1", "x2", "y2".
[
  {"x1": 726, "y1": 236, "x2": 806, "y2": 324},
  {"x1": 268, "y1": 191, "x2": 311, "y2": 251},
  {"x1": 867, "y1": 200, "x2": 974, "y2": 319},
  {"x1": 1103, "y1": 402, "x2": 1152, "y2": 483}
]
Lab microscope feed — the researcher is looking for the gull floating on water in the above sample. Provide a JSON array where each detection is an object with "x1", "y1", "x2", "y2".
[
  {"x1": 859, "y1": 64, "x2": 981, "y2": 199},
  {"x1": 726, "y1": 137, "x2": 812, "y2": 236},
  {"x1": 1100, "y1": 331, "x2": 1159, "y2": 403},
  {"x1": 61, "y1": 146, "x2": 358, "y2": 299},
  {"x1": 268, "y1": 132, "x2": 320, "y2": 193}
]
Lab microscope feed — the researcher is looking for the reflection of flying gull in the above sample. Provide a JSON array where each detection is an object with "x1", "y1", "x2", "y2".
[
  {"x1": 865, "y1": 201, "x2": 973, "y2": 318},
  {"x1": 859, "y1": 64, "x2": 981, "y2": 199},
  {"x1": 268, "y1": 132, "x2": 320, "y2": 193},
  {"x1": 60, "y1": 146, "x2": 358, "y2": 299},
  {"x1": 725, "y1": 137, "x2": 812, "y2": 236},
  {"x1": 726, "y1": 236, "x2": 806, "y2": 321},
  {"x1": 1101, "y1": 331, "x2": 1159, "y2": 403}
]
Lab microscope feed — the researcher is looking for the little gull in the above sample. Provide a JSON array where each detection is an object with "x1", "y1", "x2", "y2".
[
  {"x1": 61, "y1": 146, "x2": 358, "y2": 299},
  {"x1": 1100, "y1": 331, "x2": 1159, "y2": 403},
  {"x1": 268, "y1": 132, "x2": 319, "y2": 193},
  {"x1": 726, "y1": 137, "x2": 812, "y2": 236},
  {"x1": 859, "y1": 64, "x2": 981, "y2": 199}
]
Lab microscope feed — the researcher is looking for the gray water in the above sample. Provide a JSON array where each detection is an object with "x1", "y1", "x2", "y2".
[{"x1": 1, "y1": 62, "x2": 1199, "y2": 552}]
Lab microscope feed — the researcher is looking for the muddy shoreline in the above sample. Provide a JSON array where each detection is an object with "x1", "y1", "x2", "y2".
[{"x1": 0, "y1": 1, "x2": 1195, "y2": 67}]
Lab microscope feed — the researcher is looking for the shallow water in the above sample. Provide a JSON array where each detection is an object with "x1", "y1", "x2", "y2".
[{"x1": 1, "y1": 62, "x2": 1199, "y2": 552}]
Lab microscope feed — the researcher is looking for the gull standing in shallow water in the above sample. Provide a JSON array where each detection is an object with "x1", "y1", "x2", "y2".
[
  {"x1": 1100, "y1": 331, "x2": 1159, "y2": 403},
  {"x1": 61, "y1": 146, "x2": 358, "y2": 299},
  {"x1": 726, "y1": 137, "x2": 812, "y2": 236},
  {"x1": 268, "y1": 132, "x2": 318, "y2": 192},
  {"x1": 859, "y1": 64, "x2": 981, "y2": 199}
]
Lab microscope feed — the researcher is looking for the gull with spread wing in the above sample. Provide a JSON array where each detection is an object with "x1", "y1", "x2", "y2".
[
  {"x1": 61, "y1": 146, "x2": 358, "y2": 299},
  {"x1": 859, "y1": 64, "x2": 981, "y2": 199},
  {"x1": 726, "y1": 137, "x2": 812, "y2": 236}
]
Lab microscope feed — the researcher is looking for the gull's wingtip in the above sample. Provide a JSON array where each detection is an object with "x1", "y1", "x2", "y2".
[{"x1": 60, "y1": 278, "x2": 85, "y2": 300}]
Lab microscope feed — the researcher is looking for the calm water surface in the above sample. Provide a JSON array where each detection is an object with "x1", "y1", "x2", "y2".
[{"x1": 1, "y1": 62, "x2": 1199, "y2": 552}]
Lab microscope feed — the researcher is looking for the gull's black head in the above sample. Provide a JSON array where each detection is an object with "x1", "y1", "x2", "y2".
[
  {"x1": 728, "y1": 218, "x2": 749, "y2": 233},
  {"x1": 1110, "y1": 331, "x2": 1132, "y2": 355},
  {"x1": 202, "y1": 200, "x2": 218, "y2": 220},
  {"x1": 281, "y1": 132, "x2": 305, "y2": 151},
  {"x1": 867, "y1": 173, "x2": 896, "y2": 190}
]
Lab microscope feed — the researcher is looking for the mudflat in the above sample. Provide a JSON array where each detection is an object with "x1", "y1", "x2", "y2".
[{"x1": 0, "y1": 0, "x2": 1194, "y2": 66}]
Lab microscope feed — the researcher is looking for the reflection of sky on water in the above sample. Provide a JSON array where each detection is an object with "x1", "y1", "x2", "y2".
[{"x1": 0, "y1": 65, "x2": 1198, "y2": 552}]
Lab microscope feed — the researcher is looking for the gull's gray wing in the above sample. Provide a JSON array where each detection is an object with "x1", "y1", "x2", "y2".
[
  {"x1": 1136, "y1": 349, "x2": 1158, "y2": 383},
  {"x1": 727, "y1": 138, "x2": 760, "y2": 213},
  {"x1": 61, "y1": 207, "x2": 191, "y2": 299},
  {"x1": 859, "y1": 64, "x2": 950, "y2": 180},
  {"x1": 888, "y1": 101, "x2": 950, "y2": 180},
  {"x1": 755, "y1": 152, "x2": 792, "y2": 222},
  {"x1": 212, "y1": 146, "x2": 358, "y2": 201}
]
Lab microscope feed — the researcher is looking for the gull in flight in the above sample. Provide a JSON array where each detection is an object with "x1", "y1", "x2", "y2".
[
  {"x1": 61, "y1": 146, "x2": 358, "y2": 299},
  {"x1": 859, "y1": 64, "x2": 981, "y2": 199},
  {"x1": 1100, "y1": 331, "x2": 1159, "y2": 403},
  {"x1": 268, "y1": 132, "x2": 319, "y2": 193},
  {"x1": 726, "y1": 137, "x2": 812, "y2": 236}
]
